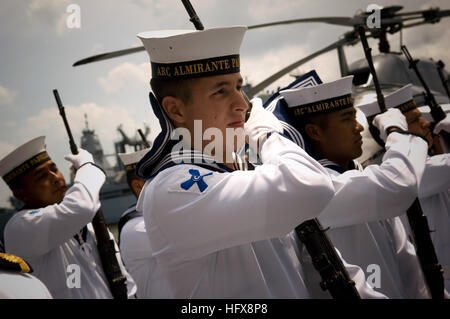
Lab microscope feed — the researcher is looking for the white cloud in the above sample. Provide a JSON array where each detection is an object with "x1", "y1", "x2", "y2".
[
  {"x1": 0, "y1": 141, "x2": 15, "y2": 158},
  {"x1": 0, "y1": 85, "x2": 17, "y2": 106},
  {"x1": 98, "y1": 62, "x2": 151, "y2": 93},
  {"x1": 21, "y1": 102, "x2": 142, "y2": 155},
  {"x1": 91, "y1": 43, "x2": 104, "y2": 54},
  {"x1": 244, "y1": 0, "x2": 309, "y2": 21},
  {"x1": 27, "y1": 0, "x2": 71, "y2": 36},
  {"x1": 241, "y1": 44, "x2": 310, "y2": 92}
]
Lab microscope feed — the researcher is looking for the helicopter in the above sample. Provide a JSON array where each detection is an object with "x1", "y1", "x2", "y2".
[{"x1": 71, "y1": 3, "x2": 450, "y2": 162}]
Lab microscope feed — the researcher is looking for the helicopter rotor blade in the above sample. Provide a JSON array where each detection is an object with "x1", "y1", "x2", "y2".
[
  {"x1": 246, "y1": 37, "x2": 351, "y2": 98},
  {"x1": 247, "y1": 8, "x2": 450, "y2": 31},
  {"x1": 396, "y1": 8, "x2": 450, "y2": 18},
  {"x1": 72, "y1": 8, "x2": 450, "y2": 67},
  {"x1": 399, "y1": 9, "x2": 450, "y2": 30},
  {"x1": 73, "y1": 46, "x2": 146, "y2": 67},
  {"x1": 248, "y1": 16, "x2": 362, "y2": 29}
]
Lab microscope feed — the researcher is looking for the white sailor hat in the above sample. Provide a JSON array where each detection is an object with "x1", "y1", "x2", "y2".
[
  {"x1": 357, "y1": 84, "x2": 416, "y2": 117},
  {"x1": 279, "y1": 75, "x2": 354, "y2": 119},
  {"x1": 137, "y1": 26, "x2": 247, "y2": 79},
  {"x1": 118, "y1": 148, "x2": 150, "y2": 173},
  {"x1": 0, "y1": 136, "x2": 50, "y2": 189}
]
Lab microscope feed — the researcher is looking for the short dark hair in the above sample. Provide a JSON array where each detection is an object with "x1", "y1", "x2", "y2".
[
  {"x1": 294, "y1": 113, "x2": 329, "y2": 139},
  {"x1": 8, "y1": 176, "x2": 24, "y2": 190},
  {"x1": 150, "y1": 77, "x2": 198, "y2": 105}
]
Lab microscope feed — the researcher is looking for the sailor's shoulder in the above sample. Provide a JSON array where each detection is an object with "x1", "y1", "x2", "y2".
[{"x1": 4, "y1": 207, "x2": 44, "y2": 233}]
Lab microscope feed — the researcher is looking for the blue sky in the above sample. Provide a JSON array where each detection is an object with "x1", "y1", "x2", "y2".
[{"x1": 1, "y1": 0, "x2": 449, "y2": 207}]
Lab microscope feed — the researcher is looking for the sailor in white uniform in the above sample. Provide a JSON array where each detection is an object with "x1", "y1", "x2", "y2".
[
  {"x1": 361, "y1": 86, "x2": 450, "y2": 295},
  {"x1": 118, "y1": 148, "x2": 172, "y2": 298},
  {"x1": 0, "y1": 252, "x2": 52, "y2": 299},
  {"x1": 132, "y1": 26, "x2": 344, "y2": 299},
  {"x1": 421, "y1": 140, "x2": 450, "y2": 293},
  {"x1": 0, "y1": 136, "x2": 136, "y2": 299},
  {"x1": 420, "y1": 147, "x2": 450, "y2": 292},
  {"x1": 276, "y1": 79, "x2": 429, "y2": 298}
]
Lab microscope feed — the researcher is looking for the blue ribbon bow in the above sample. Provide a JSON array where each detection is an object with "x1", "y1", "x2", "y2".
[{"x1": 180, "y1": 169, "x2": 213, "y2": 193}]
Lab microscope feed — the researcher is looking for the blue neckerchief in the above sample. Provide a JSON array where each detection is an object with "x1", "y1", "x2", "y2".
[
  {"x1": 263, "y1": 70, "x2": 322, "y2": 152},
  {"x1": 150, "y1": 148, "x2": 234, "y2": 178},
  {"x1": 136, "y1": 92, "x2": 175, "y2": 179}
]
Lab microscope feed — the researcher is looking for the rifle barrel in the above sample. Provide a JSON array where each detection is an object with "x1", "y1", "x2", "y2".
[
  {"x1": 53, "y1": 89, "x2": 78, "y2": 155},
  {"x1": 357, "y1": 26, "x2": 386, "y2": 113},
  {"x1": 181, "y1": 0, "x2": 204, "y2": 30},
  {"x1": 401, "y1": 45, "x2": 447, "y2": 123}
]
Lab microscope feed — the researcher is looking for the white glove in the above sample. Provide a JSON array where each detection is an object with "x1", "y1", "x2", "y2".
[
  {"x1": 64, "y1": 148, "x2": 94, "y2": 170},
  {"x1": 372, "y1": 108, "x2": 408, "y2": 142},
  {"x1": 433, "y1": 113, "x2": 450, "y2": 134},
  {"x1": 244, "y1": 98, "x2": 283, "y2": 148}
]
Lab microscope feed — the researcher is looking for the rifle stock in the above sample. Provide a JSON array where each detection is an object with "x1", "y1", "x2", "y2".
[
  {"x1": 406, "y1": 199, "x2": 445, "y2": 299},
  {"x1": 295, "y1": 219, "x2": 361, "y2": 299}
]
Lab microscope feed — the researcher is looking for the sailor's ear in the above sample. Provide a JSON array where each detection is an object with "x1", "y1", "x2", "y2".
[
  {"x1": 304, "y1": 123, "x2": 323, "y2": 142},
  {"x1": 161, "y1": 96, "x2": 186, "y2": 126},
  {"x1": 130, "y1": 178, "x2": 145, "y2": 198}
]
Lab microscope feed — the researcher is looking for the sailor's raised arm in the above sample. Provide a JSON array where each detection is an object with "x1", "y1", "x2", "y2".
[
  {"x1": 319, "y1": 109, "x2": 428, "y2": 228},
  {"x1": 5, "y1": 149, "x2": 105, "y2": 257}
]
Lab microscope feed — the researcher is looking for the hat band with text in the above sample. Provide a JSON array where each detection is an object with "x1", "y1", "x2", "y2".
[
  {"x1": 151, "y1": 54, "x2": 240, "y2": 79},
  {"x1": 3, "y1": 151, "x2": 50, "y2": 188},
  {"x1": 395, "y1": 99, "x2": 416, "y2": 114},
  {"x1": 287, "y1": 94, "x2": 353, "y2": 118},
  {"x1": 125, "y1": 163, "x2": 137, "y2": 172}
]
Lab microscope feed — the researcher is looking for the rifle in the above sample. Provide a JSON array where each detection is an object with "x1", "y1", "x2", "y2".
[
  {"x1": 357, "y1": 26, "x2": 386, "y2": 147},
  {"x1": 401, "y1": 45, "x2": 449, "y2": 148},
  {"x1": 180, "y1": 0, "x2": 204, "y2": 30},
  {"x1": 358, "y1": 29, "x2": 445, "y2": 299},
  {"x1": 407, "y1": 199, "x2": 445, "y2": 299},
  {"x1": 295, "y1": 220, "x2": 361, "y2": 299},
  {"x1": 53, "y1": 89, "x2": 128, "y2": 299}
]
